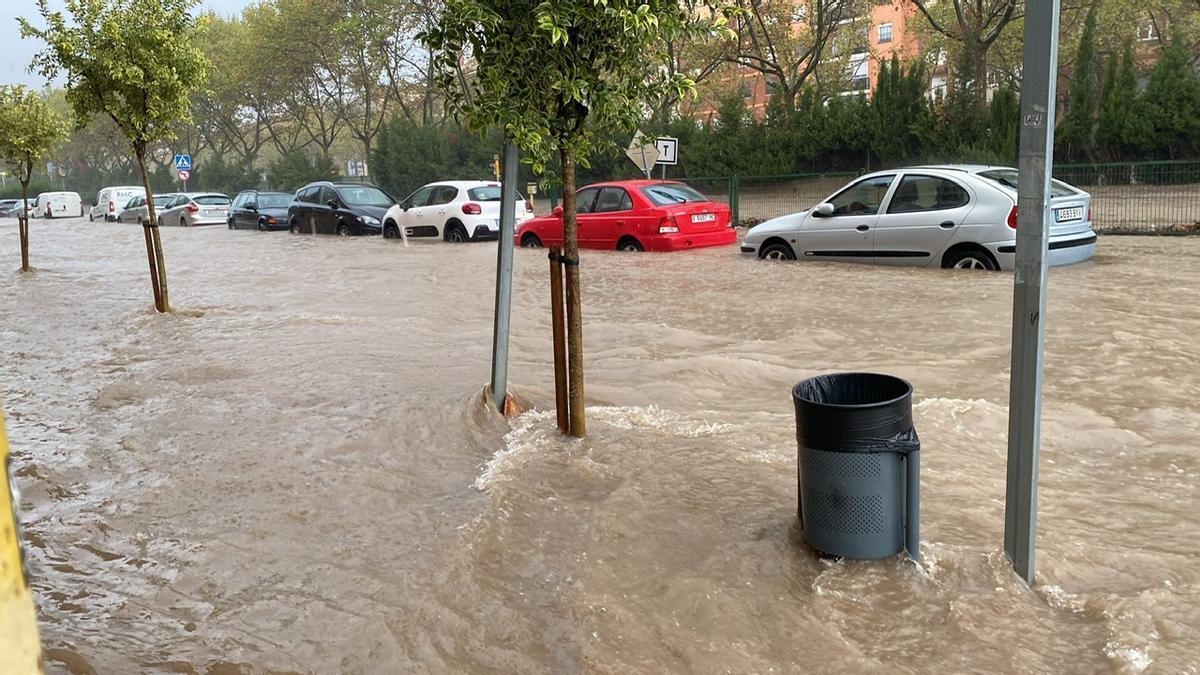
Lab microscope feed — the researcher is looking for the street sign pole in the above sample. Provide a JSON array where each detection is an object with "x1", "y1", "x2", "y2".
[
  {"x1": 1004, "y1": 0, "x2": 1061, "y2": 585},
  {"x1": 490, "y1": 140, "x2": 520, "y2": 412}
]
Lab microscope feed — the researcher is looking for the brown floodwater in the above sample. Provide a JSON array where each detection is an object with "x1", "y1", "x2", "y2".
[{"x1": 1, "y1": 217, "x2": 1197, "y2": 673}]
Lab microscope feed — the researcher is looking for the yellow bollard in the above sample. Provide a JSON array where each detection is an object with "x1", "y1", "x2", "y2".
[{"x1": 1, "y1": 409, "x2": 42, "y2": 674}]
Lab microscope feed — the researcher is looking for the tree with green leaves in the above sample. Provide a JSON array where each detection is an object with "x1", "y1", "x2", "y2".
[
  {"x1": 1057, "y1": 4, "x2": 1100, "y2": 161},
  {"x1": 1096, "y1": 41, "x2": 1144, "y2": 161},
  {"x1": 20, "y1": 0, "x2": 211, "y2": 313},
  {"x1": 425, "y1": 0, "x2": 732, "y2": 436},
  {"x1": 870, "y1": 54, "x2": 933, "y2": 167},
  {"x1": 0, "y1": 86, "x2": 67, "y2": 272},
  {"x1": 1139, "y1": 31, "x2": 1200, "y2": 159}
]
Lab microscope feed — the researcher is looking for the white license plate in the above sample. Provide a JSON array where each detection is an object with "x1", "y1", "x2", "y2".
[
  {"x1": 691, "y1": 213, "x2": 716, "y2": 223},
  {"x1": 1055, "y1": 206, "x2": 1083, "y2": 222}
]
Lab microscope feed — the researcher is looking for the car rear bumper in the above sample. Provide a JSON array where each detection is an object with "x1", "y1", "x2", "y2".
[
  {"x1": 186, "y1": 216, "x2": 228, "y2": 226},
  {"x1": 647, "y1": 227, "x2": 738, "y2": 252},
  {"x1": 988, "y1": 230, "x2": 1097, "y2": 270}
]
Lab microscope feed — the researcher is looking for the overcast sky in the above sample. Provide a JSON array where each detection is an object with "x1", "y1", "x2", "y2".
[{"x1": 2, "y1": 0, "x2": 253, "y2": 88}]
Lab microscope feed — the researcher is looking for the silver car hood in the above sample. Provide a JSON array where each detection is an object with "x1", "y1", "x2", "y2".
[{"x1": 743, "y1": 210, "x2": 808, "y2": 243}]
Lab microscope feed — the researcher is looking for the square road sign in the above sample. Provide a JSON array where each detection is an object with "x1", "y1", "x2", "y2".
[
  {"x1": 173, "y1": 154, "x2": 192, "y2": 171},
  {"x1": 655, "y1": 137, "x2": 678, "y2": 165}
]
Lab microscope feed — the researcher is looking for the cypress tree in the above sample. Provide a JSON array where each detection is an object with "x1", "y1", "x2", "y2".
[
  {"x1": 1140, "y1": 33, "x2": 1200, "y2": 159},
  {"x1": 1057, "y1": 4, "x2": 1099, "y2": 161}
]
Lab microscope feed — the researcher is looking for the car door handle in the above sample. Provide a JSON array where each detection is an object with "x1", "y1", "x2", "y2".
[
  {"x1": 615, "y1": 220, "x2": 625, "y2": 227},
  {"x1": 939, "y1": 220, "x2": 955, "y2": 229},
  {"x1": 856, "y1": 225, "x2": 870, "y2": 232}
]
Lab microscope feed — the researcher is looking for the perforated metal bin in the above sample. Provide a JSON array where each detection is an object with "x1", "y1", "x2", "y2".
[{"x1": 792, "y1": 373, "x2": 920, "y2": 560}]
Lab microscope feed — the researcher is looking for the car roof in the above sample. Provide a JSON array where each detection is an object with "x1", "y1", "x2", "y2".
[
  {"x1": 421, "y1": 180, "x2": 504, "y2": 189},
  {"x1": 582, "y1": 179, "x2": 693, "y2": 189}
]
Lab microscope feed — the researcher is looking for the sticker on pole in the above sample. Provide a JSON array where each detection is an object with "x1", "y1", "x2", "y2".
[
  {"x1": 655, "y1": 137, "x2": 678, "y2": 165},
  {"x1": 177, "y1": 169, "x2": 191, "y2": 181},
  {"x1": 173, "y1": 154, "x2": 192, "y2": 171}
]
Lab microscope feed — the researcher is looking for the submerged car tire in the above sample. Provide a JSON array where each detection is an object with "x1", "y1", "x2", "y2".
[
  {"x1": 520, "y1": 233, "x2": 543, "y2": 248},
  {"x1": 760, "y1": 241, "x2": 796, "y2": 260},
  {"x1": 157, "y1": 217, "x2": 165, "y2": 228},
  {"x1": 617, "y1": 237, "x2": 644, "y2": 252},
  {"x1": 227, "y1": 218, "x2": 234, "y2": 229},
  {"x1": 337, "y1": 223, "x2": 351, "y2": 237},
  {"x1": 88, "y1": 213, "x2": 94, "y2": 222},
  {"x1": 290, "y1": 220, "x2": 301, "y2": 234},
  {"x1": 383, "y1": 222, "x2": 400, "y2": 239},
  {"x1": 943, "y1": 248, "x2": 998, "y2": 271},
  {"x1": 257, "y1": 219, "x2": 268, "y2": 232},
  {"x1": 180, "y1": 217, "x2": 189, "y2": 228},
  {"x1": 445, "y1": 225, "x2": 468, "y2": 243}
]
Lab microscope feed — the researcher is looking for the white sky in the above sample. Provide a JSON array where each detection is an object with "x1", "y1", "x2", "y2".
[{"x1": 2, "y1": 0, "x2": 254, "y2": 88}]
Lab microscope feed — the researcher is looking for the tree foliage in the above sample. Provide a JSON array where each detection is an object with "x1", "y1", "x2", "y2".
[
  {"x1": 1056, "y1": 4, "x2": 1100, "y2": 161},
  {"x1": 1139, "y1": 32, "x2": 1200, "y2": 160},
  {"x1": 0, "y1": 85, "x2": 67, "y2": 271}
]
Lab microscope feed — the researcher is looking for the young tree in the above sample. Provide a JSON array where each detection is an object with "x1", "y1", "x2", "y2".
[
  {"x1": 426, "y1": 0, "x2": 732, "y2": 436},
  {"x1": 21, "y1": 0, "x2": 211, "y2": 312},
  {"x1": 1056, "y1": 4, "x2": 1100, "y2": 161},
  {"x1": 0, "y1": 86, "x2": 66, "y2": 272},
  {"x1": 911, "y1": 0, "x2": 1021, "y2": 98},
  {"x1": 1139, "y1": 31, "x2": 1200, "y2": 159},
  {"x1": 1096, "y1": 41, "x2": 1144, "y2": 161}
]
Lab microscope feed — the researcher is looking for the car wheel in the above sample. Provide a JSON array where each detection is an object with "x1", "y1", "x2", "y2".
[
  {"x1": 290, "y1": 220, "x2": 300, "y2": 234},
  {"x1": 383, "y1": 222, "x2": 400, "y2": 239},
  {"x1": 617, "y1": 237, "x2": 644, "y2": 252},
  {"x1": 520, "y1": 233, "x2": 543, "y2": 248},
  {"x1": 446, "y1": 225, "x2": 467, "y2": 243},
  {"x1": 337, "y1": 223, "x2": 351, "y2": 237},
  {"x1": 88, "y1": 213, "x2": 94, "y2": 222},
  {"x1": 180, "y1": 217, "x2": 189, "y2": 228},
  {"x1": 944, "y1": 249, "x2": 998, "y2": 271},
  {"x1": 157, "y1": 217, "x2": 164, "y2": 228},
  {"x1": 760, "y1": 242, "x2": 796, "y2": 261},
  {"x1": 257, "y1": 219, "x2": 268, "y2": 232},
  {"x1": 228, "y1": 218, "x2": 235, "y2": 229}
]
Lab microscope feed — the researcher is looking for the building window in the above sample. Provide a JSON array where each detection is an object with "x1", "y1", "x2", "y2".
[
  {"x1": 878, "y1": 23, "x2": 893, "y2": 44},
  {"x1": 1137, "y1": 20, "x2": 1159, "y2": 42},
  {"x1": 849, "y1": 53, "x2": 869, "y2": 91}
]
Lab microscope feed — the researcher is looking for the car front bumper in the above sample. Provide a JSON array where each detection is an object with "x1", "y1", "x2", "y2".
[{"x1": 647, "y1": 228, "x2": 738, "y2": 252}]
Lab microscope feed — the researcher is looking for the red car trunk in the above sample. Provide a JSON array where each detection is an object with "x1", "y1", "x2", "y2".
[{"x1": 664, "y1": 202, "x2": 731, "y2": 233}]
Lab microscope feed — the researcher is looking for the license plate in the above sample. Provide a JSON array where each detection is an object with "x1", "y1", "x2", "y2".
[
  {"x1": 205, "y1": 209, "x2": 222, "y2": 216},
  {"x1": 692, "y1": 213, "x2": 716, "y2": 223},
  {"x1": 1055, "y1": 206, "x2": 1083, "y2": 222}
]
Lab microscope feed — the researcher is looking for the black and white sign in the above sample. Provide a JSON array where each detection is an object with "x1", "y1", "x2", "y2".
[{"x1": 655, "y1": 137, "x2": 678, "y2": 165}]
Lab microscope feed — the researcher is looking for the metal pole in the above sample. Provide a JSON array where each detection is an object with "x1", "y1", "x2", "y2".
[
  {"x1": 490, "y1": 141, "x2": 520, "y2": 411},
  {"x1": 1004, "y1": 0, "x2": 1060, "y2": 585}
]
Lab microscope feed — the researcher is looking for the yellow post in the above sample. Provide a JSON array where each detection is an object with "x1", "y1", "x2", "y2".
[
  {"x1": 1, "y1": 409, "x2": 42, "y2": 674},
  {"x1": 493, "y1": 154, "x2": 501, "y2": 181}
]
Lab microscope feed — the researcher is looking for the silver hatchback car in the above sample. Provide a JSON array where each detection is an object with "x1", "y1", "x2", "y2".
[
  {"x1": 156, "y1": 192, "x2": 232, "y2": 227},
  {"x1": 740, "y1": 165, "x2": 1096, "y2": 270}
]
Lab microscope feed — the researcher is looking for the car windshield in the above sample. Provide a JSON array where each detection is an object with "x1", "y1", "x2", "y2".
[
  {"x1": 977, "y1": 169, "x2": 1078, "y2": 198},
  {"x1": 640, "y1": 184, "x2": 708, "y2": 206},
  {"x1": 194, "y1": 195, "x2": 231, "y2": 206},
  {"x1": 258, "y1": 193, "x2": 292, "y2": 208},
  {"x1": 467, "y1": 186, "x2": 504, "y2": 201},
  {"x1": 338, "y1": 186, "x2": 393, "y2": 206}
]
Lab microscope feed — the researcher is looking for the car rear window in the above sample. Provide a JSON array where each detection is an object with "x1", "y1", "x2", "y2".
[
  {"x1": 977, "y1": 170, "x2": 1078, "y2": 198},
  {"x1": 258, "y1": 193, "x2": 292, "y2": 208},
  {"x1": 640, "y1": 183, "x2": 709, "y2": 206},
  {"x1": 194, "y1": 195, "x2": 231, "y2": 206},
  {"x1": 338, "y1": 186, "x2": 393, "y2": 206},
  {"x1": 467, "y1": 186, "x2": 503, "y2": 201}
]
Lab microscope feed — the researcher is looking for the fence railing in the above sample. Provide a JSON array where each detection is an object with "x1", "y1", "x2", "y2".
[{"x1": 538, "y1": 161, "x2": 1200, "y2": 232}]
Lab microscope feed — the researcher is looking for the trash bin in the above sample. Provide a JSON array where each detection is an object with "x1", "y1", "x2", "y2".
[{"x1": 793, "y1": 373, "x2": 920, "y2": 561}]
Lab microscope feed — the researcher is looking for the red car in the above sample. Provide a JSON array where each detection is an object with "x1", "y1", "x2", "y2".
[{"x1": 515, "y1": 180, "x2": 736, "y2": 252}]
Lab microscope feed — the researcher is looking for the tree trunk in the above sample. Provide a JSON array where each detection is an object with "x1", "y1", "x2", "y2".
[
  {"x1": 973, "y1": 42, "x2": 989, "y2": 99},
  {"x1": 135, "y1": 151, "x2": 168, "y2": 312},
  {"x1": 18, "y1": 175, "x2": 30, "y2": 273},
  {"x1": 559, "y1": 146, "x2": 586, "y2": 437}
]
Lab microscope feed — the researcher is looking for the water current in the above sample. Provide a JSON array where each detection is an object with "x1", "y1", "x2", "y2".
[{"x1": 1, "y1": 218, "x2": 1197, "y2": 673}]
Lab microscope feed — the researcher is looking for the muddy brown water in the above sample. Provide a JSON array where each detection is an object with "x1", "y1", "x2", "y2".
[{"x1": 1, "y1": 217, "x2": 1197, "y2": 673}]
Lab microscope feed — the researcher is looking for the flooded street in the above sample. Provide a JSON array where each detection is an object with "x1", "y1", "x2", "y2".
[{"x1": 2, "y1": 217, "x2": 1198, "y2": 673}]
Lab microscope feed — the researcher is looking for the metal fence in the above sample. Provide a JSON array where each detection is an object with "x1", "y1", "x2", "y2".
[{"x1": 538, "y1": 161, "x2": 1200, "y2": 232}]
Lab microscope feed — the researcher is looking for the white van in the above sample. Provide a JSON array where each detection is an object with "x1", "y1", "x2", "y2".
[
  {"x1": 90, "y1": 185, "x2": 145, "y2": 222},
  {"x1": 34, "y1": 191, "x2": 83, "y2": 219}
]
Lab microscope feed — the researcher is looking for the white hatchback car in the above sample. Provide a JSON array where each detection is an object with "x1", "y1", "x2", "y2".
[
  {"x1": 740, "y1": 165, "x2": 1097, "y2": 271},
  {"x1": 382, "y1": 180, "x2": 533, "y2": 242}
]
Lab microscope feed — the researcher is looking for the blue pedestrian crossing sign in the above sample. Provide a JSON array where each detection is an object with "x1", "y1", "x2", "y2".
[{"x1": 173, "y1": 154, "x2": 192, "y2": 171}]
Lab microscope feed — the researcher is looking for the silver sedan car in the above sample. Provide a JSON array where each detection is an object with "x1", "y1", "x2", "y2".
[
  {"x1": 740, "y1": 165, "x2": 1097, "y2": 270},
  {"x1": 156, "y1": 192, "x2": 232, "y2": 227},
  {"x1": 117, "y1": 193, "x2": 177, "y2": 224}
]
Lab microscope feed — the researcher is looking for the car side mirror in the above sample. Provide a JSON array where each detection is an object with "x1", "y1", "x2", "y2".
[
  {"x1": 326, "y1": 199, "x2": 339, "y2": 209},
  {"x1": 400, "y1": 200, "x2": 410, "y2": 212},
  {"x1": 552, "y1": 205, "x2": 563, "y2": 217},
  {"x1": 814, "y1": 203, "x2": 835, "y2": 217},
  {"x1": 248, "y1": 204, "x2": 257, "y2": 212}
]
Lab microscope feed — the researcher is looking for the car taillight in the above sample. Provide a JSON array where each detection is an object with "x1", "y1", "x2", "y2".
[
  {"x1": 462, "y1": 202, "x2": 482, "y2": 215},
  {"x1": 658, "y1": 215, "x2": 679, "y2": 234},
  {"x1": 524, "y1": 199, "x2": 533, "y2": 213},
  {"x1": 1087, "y1": 206, "x2": 1092, "y2": 222},
  {"x1": 186, "y1": 203, "x2": 199, "y2": 213},
  {"x1": 1006, "y1": 205, "x2": 1018, "y2": 229},
  {"x1": 108, "y1": 200, "x2": 115, "y2": 212}
]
